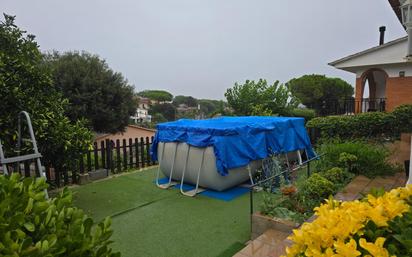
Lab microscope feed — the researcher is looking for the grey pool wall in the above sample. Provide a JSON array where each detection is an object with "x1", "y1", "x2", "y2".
[{"x1": 157, "y1": 142, "x2": 260, "y2": 191}]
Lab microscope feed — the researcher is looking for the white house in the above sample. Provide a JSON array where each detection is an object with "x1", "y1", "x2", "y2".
[
  {"x1": 130, "y1": 97, "x2": 152, "y2": 123},
  {"x1": 329, "y1": 0, "x2": 412, "y2": 113}
]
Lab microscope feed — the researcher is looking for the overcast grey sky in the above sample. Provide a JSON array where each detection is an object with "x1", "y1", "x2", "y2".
[{"x1": 2, "y1": 0, "x2": 406, "y2": 99}]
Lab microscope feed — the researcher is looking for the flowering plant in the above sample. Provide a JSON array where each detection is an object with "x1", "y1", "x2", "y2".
[
  {"x1": 281, "y1": 185, "x2": 297, "y2": 196},
  {"x1": 284, "y1": 185, "x2": 412, "y2": 257}
]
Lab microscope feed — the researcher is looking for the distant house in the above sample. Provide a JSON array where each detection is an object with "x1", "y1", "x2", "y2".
[
  {"x1": 329, "y1": 0, "x2": 412, "y2": 113},
  {"x1": 130, "y1": 97, "x2": 152, "y2": 123},
  {"x1": 94, "y1": 125, "x2": 156, "y2": 146}
]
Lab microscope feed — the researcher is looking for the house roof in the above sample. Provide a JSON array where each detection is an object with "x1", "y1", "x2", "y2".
[
  {"x1": 329, "y1": 1, "x2": 408, "y2": 73},
  {"x1": 127, "y1": 125, "x2": 156, "y2": 132},
  {"x1": 94, "y1": 125, "x2": 156, "y2": 140},
  {"x1": 389, "y1": 0, "x2": 403, "y2": 24},
  {"x1": 329, "y1": 36, "x2": 407, "y2": 67}
]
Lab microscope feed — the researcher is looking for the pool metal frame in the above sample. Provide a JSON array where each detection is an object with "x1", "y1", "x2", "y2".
[{"x1": 155, "y1": 141, "x2": 307, "y2": 197}]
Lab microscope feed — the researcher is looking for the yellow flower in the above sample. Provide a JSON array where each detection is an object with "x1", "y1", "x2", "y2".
[
  {"x1": 359, "y1": 237, "x2": 393, "y2": 257},
  {"x1": 283, "y1": 186, "x2": 412, "y2": 257},
  {"x1": 333, "y1": 239, "x2": 361, "y2": 257}
]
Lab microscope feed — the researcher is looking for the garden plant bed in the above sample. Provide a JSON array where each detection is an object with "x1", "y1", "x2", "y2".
[{"x1": 243, "y1": 172, "x2": 407, "y2": 257}]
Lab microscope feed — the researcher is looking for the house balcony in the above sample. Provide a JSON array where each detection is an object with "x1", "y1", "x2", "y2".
[{"x1": 314, "y1": 98, "x2": 386, "y2": 116}]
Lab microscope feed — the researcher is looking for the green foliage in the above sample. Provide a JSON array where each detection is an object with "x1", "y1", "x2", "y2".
[
  {"x1": 152, "y1": 113, "x2": 167, "y2": 123},
  {"x1": 392, "y1": 104, "x2": 412, "y2": 133},
  {"x1": 0, "y1": 14, "x2": 92, "y2": 169},
  {"x1": 173, "y1": 95, "x2": 198, "y2": 107},
  {"x1": 0, "y1": 174, "x2": 120, "y2": 257},
  {"x1": 361, "y1": 197, "x2": 412, "y2": 257},
  {"x1": 44, "y1": 51, "x2": 136, "y2": 134},
  {"x1": 137, "y1": 90, "x2": 173, "y2": 102},
  {"x1": 224, "y1": 79, "x2": 299, "y2": 116},
  {"x1": 285, "y1": 108, "x2": 316, "y2": 122},
  {"x1": 307, "y1": 105, "x2": 412, "y2": 140},
  {"x1": 259, "y1": 167, "x2": 351, "y2": 223},
  {"x1": 260, "y1": 193, "x2": 281, "y2": 217},
  {"x1": 316, "y1": 141, "x2": 396, "y2": 178},
  {"x1": 286, "y1": 74, "x2": 354, "y2": 114},
  {"x1": 298, "y1": 173, "x2": 335, "y2": 201},
  {"x1": 198, "y1": 99, "x2": 227, "y2": 117},
  {"x1": 338, "y1": 152, "x2": 358, "y2": 173},
  {"x1": 320, "y1": 167, "x2": 354, "y2": 185},
  {"x1": 260, "y1": 192, "x2": 307, "y2": 223},
  {"x1": 307, "y1": 112, "x2": 395, "y2": 139},
  {"x1": 149, "y1": 103, "x2": 176, "y2": 121},
  {"x1": 250, "y1": 104, "x2": 273, "y2": 116}
]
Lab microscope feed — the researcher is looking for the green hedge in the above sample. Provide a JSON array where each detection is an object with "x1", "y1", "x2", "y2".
[
  {"x1": 306, "y1": 104, "x2": 412, "y2": 139},
  {"x1": 392, "y1": 104, "x2": 412, "y2": 133},
  {"x1": 315, "y1": 141, "x2": 397, "y2": 178},
  {"x1": 286, "y1": 108, "x2": 316, "y2": 122},
  {"x1": 0, "y1": 174, "x2": 120, "y2": 257}
]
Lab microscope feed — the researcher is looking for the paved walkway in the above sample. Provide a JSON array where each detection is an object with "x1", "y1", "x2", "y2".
[{"x1": 234, "y1": 172, "x2": 407, "y2": 257}]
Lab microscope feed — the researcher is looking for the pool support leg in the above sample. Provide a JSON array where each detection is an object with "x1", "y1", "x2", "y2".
[
  {"x1": 180, "y1": 147, "x2": 206, "y2": 197},
  {"x1": 157, "y1": 142, "x2": 178, "y2": 189}
]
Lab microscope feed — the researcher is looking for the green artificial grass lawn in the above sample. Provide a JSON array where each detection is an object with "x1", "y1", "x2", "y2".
[{"x1": 72, "y1": 168, "x2": 255, "y2": 257}]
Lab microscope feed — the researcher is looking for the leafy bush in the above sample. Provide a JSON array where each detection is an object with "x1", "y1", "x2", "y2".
[
  {"x1": 306, "y1": 104, "x2": 412, "y2": 140},
  {"x1": 392, "y1": 104, "x2": 412, "y2": 133},
  {"x1": 0, "y1": 174, "x2": 120, "y2": 257},
  {"x1": 285, "y1": 185, "x2": 412, "y2": 257},
  {"x1": 260, "y1": 191, "x2": 308, "y2": 223},
  {"x1": 307, "y1": 112, "x2": 394, "y2": 139},
  {"x1": 285, "y1": 108, "x2": 316, "y2": 122},
  {"x1": 316, "y1": 141, "x2": 397, "y2": 178},
  {"x1": 320, "y1": 167, "x2": 353, "y2": 185},
  {"x1": 259, "y1": 164, "x2": 353, "y2": 222},
  {"x1": 298, "y1": 173, "x2": 335, "y2": 201}
]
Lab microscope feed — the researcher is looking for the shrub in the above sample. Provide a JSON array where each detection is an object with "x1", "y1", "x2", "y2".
[
  {"x1": 285, "y1": 108, "x2": 316, "y2": 122},
  {"x1": 306, "y1": 104, "x2": 412, "y2": 140},
  {"x1": 316, "y1": 141, "x2": 396, "y2": 178},
  {"x1": 0, "y1": 174, "x2": 120, "y2": 257},
  {"x1": 285, "y1": 185, "x2": 412, "y2": 257},
  {"x1": 259, "y1": 166, "x2": 354, "y2": 222},
  {"x1": 320, "y1": 167, "x2": 353, "y2": 185},
  {"x1": 298, "y1": 173, "x2": 335, "y2": 200},
  {"x1": 307, "y1": 112, "x2": 394, "y2": 139},
  {"x1": 392, "y1": 104, "x2": 412, "y2": 133}
]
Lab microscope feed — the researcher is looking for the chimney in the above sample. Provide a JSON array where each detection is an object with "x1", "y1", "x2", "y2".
[{"x1": 379, "y1": 26, "x2": 386, "y2": 45}]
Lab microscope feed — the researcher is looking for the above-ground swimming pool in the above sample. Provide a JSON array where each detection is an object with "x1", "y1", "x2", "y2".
[{"x1": 150, "y1": 116, "x2": 315, "y2": 193}]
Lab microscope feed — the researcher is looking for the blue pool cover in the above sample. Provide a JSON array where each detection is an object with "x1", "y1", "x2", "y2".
[{"x1": 150, "y1": 116, "x2": 315, "y2": 176}]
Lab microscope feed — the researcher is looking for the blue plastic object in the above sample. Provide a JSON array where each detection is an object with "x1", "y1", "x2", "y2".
[
  {"x1": 156, "y1": 177, "x2": 249, "y2": 201},
  {"x1": 150, "y1": 116, "x2": 315, "y2": 176}
]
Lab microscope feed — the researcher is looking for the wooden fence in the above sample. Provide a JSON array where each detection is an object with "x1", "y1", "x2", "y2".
[
  {"x1": 47, "y1": 136, "x2": 156, "y2": 188},
  {"x1": 7, "y1": 130, "x2": 321, "y2": 188}
]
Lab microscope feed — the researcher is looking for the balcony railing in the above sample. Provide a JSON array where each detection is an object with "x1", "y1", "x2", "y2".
[{"x1": 310, "y1": 98, "x2": 386, "y2": 116}]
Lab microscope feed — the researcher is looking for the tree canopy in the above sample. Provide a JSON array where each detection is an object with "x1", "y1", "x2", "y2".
[
  {"x1": 137, "y1": 90, "x2": 173, "y2": 102},
  {"x1": 286, "y1": 74, "x2": 354, "y2": 114},
  {"x1": 45, "y1": 51, "x2": 136, "y2": 133},
  {"x1": 0, "y1": 14, "x2": 91, "y2": 169},
  {"x1": 149, "y1": 103, "x2": 176, "y2": 121},
  {"x1": 225, "y1": 79, "x2": 299, "y2": 116},
  {"x1": 173, "y1": 95, "x2": 198, "y2": 107}
]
